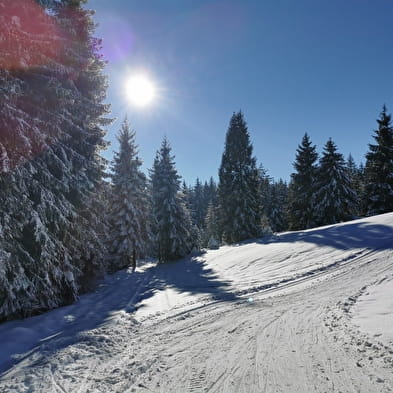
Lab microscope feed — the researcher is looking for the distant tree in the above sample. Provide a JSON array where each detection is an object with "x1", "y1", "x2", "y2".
[
  {"x1": 346, "y1": 154, "x2": 363, "y2": 216},
  {"x1": 108, "y1": 118, "x2": 150, "y2": 272},
  {"x1": 205, "y1": 201, "x2": 220, "y2": 249},
  {"x1": 150, "y1": 138, "x2": 194, "y2": 262},
  {"x1": 188, "y1": 177, "x2": 218, "y2": 246},
  {"x1": 287, "y1": 133, "x2": 318, "y2": 230},
  {"x1": 218, "y1": 111, "x2": 261, "y2": 243},
  {"x1": 258, "y1": 164, "x2": 273, "y2": 230},
  {"x1": 355, "y1": 162, "x2": 367, "y2": 216},
  {"x1": 314, "y1": 139, "x2": 357, "y2": 225},
  {"x1": 269, "y1": 179, "x2": 289, "y2": 232},
  {"x1": 364, "y1": 105, "x2": 393, "y2": 215},
  {"x1": 205, "y1": 177, "x2": 218, "y2": 205},
  {"x1": 191, "y1": 178, "x2": 205, "y2": 228}
]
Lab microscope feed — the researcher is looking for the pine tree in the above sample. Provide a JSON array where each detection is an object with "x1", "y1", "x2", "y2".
[
  {"x1": 355, "y1": 162, "x2": 367, "y2": 216},
  {"x1": 0, "y1": 0, "x2": 110, "y2": 320},
  {"x1": 288, "y1": 133, "x2": 318, "y2": 230},
  {"x1": 269, "y1": 179, "x2": 288, "y2": 232},
  {"x1": 150, "y1": 138, "x2": 194, "y2": 263},
  {"x1": 205, "y1": 177, "x2": 218, "y2": 206},
  {"x1": 364, "y1": 105, "x2": 393, "y2": 215},
  {"x1": 346, "y1": 154, "x2": 362, "y2": 216},
  {"x1": 218, "y1": 111, "x2": 260, "y2": 243},
  {"x1": 258, "y1": 164, "x2": 272, "y2": 229},
  {"x1": 191, "y1": 178, "x2": 206, "y2": 229},
  {"x1": 108, "y1": 118, "x2": 150, "y2": 272},
  {"x1": 314, "y1": 139, "x2": 357, "y2": 225},
  {"x1": 205, "y1": 201, "x2": 220, "y2": 249}
]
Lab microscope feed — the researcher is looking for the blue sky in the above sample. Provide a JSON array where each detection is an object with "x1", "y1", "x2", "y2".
[{"x1": 88, "y1": 0, "x2": 393, "y2": 184}]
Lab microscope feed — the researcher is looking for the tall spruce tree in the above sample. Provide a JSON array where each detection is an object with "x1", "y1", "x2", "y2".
[
  {"x1": 364, "y1": 105, "x2": 393, "y2": 215},
  {"x1": 0, "y1": 0, "x2": 110, "y2": 320},
  {"x1": 150, "y1": 138, "x2": 194, "y2": 262},
  {"x1": 314, "y1": 139, "x2": 356, "y2": 225},
  {"x1": 218, "y1": 111, "x2": 260, "y2": 243},
  {"x1": 108, "y1": 118, "x2": 150, "y2": 272},
  {"x1": 288, "y1": 133, "x2": 318, "y2": 230}
]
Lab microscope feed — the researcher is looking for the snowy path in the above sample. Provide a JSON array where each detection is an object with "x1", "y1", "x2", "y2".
[{"x1": 1, "y1": 214, "x2": 393, "y2": 392}]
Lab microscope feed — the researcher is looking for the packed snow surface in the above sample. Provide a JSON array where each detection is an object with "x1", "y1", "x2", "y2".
[
  {"x1": 1, "y1": 213, "x2": 393, "y2": 392},
  {"x1": 352, "y1": 275, "x2": 393, "y2": 346}
]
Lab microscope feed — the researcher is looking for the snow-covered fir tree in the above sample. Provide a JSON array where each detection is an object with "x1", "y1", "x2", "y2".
[
  {"x1": 201, "y1": 178, "x2": 218, "y2": 245},
  {"x1": 355, "y1": 162, "x2": 367, "y2": 216},
  {"x1": 218, "y1": 111, "x2": 260, "y2": 243},
  {"x1": 205, "y1": 202, "x2": 220, "y2": 249},
  {"x1": 288, "y1": 133, "x2": 318, "y2": 230},
  {"x1": 346, "y1": 154, "x2": 363, "y2": 216},
  {"x1": 108, "y1": 118, "x2": 150, "y2": 272},
  {"x1": 314, "y1": 139, "x2": 357, "y2": 225},
  {"x1": 268, "y1": 179, "x2": 289, "y2": 232},
  {"x1": 191, "y1": 178, "x2": 206, "y2": 229},
  {"x1": 205, "y1": 177, "x2": 218, "y2": 205},
  {"x1": 364, "y1": 105, "x2": 393, "y2": 215},
  {"x1": 258, "y1": 165, "x2": 273, "y2": 230},
  {"x1": 188, "y1": 177, "x2": 217, "y2": 246},
  {"x1": 150, "y1": 138, "x2": 194, "y2": 263},
  {"x1": 0, "y1": 0, "x2": 110, "y2": 320}
]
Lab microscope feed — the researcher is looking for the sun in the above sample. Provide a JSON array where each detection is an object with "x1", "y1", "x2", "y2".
[{"x1": 125, "y1": 74, "x2": 155, "y2": 107}]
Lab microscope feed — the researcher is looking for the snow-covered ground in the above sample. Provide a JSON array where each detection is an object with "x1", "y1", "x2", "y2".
[
  {"x1": 1, "y1": 213, "x2": 393, "y2": 392},
  {"x1": 352, "y1": 275, "x2": 393, "y2": 346}
]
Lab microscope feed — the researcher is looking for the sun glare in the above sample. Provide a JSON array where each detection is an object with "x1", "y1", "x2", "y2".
[{"x1": 125, "y1": 74, "x2": 155, "y2": 107}]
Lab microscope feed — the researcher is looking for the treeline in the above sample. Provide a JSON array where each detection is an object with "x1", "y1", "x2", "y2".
[
  {"x1": 175, "y1": 108, "x2": 393, "y2": 247},
  {"x1": 1, "y1": 0, "x2": 393, "y2": 321},
  {"x1": 107, "y1": 107, "x2": 393, "y2": 271}
]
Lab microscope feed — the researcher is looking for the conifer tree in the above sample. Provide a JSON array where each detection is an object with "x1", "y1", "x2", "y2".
[
  {"x1": 150, "y1": 138, "x2": 194, "y2": 262},
  {"x1": 355, "y1": 162, "x2": 367, "y2": 216},
  {"x1": 0, "y1": 0, "x2": 110, "y2": 320},
  {"x1": 314, "y1": 139, "x2": 356, "y2": 225},
  {"x1": 108, "y1": 118, "x2": 150, "y2": 272},
  {"x1": 364, "y1": 105, "x2": 393, "y2": 215},
  {"x1": 218, "y1": 111, "x2": 260, "y2": 243},
  {"x1": 191, "y1": 178, "x2": 206, "y2": 229},
  {"x1": 288, "y1": 133, "x2": 318, "y2": 230},
  {"x1": 346, "y1": 154, "x2": 362, "y2": 216},
  {"x1": 205, "y1": 177, "x2": 218, "y2": 205},
  {"x1": 258, "y1": 165, "x2": 272, "y2": 228},
  {"x1": 269, "y1": 180, "x2": 289, "y2": 232},
  {"x1": 205, "y1": 202, "x2": 220, "y2": 249}
]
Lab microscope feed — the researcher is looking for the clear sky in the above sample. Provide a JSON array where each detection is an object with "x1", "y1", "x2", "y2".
[{"x1": 88, "y1": 0, "x2": 393, "y2": 185}]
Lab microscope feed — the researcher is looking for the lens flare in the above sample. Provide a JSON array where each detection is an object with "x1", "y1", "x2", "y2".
[{"x1": 0, "y1": 0, "x2": 61, "y2": 69}]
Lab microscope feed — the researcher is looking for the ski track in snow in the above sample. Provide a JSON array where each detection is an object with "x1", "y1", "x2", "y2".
[{"x1": 1, "y1": 213, "x2": 393, "y2": 392}]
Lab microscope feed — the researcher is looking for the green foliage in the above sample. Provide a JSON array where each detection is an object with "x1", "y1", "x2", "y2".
[
  {"x1": 108, "y1": 117, "x2": 150, "y2": 271},
  {"x1": 218, "y1": 111, "x2": 260, "y2": 243},
  {"x1": 314, "y1": 139, "x2": 357, "y2": 225},
  {"x1": 150, "y1": 138, "x2": 194, "y2": 262},
  {"x1": 365, "y1": 106, "x2": 393, "y2": 215},
  {"x1": 0, "y1": 0, "x2": 109, "y2": 320},
  {"x1": 287, "y1": 133, "x2": 318, "y2": 230}
]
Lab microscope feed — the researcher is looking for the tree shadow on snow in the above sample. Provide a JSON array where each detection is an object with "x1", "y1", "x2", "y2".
[
  {"x1": 258, "y1": 221, "x2": 393, "y2": 251},
  {"x1": 133, "y1": 252, "x2": 237, "y2": 314},
  {"x1": 0, "y1": 253, "x2": 237, "y2": 375}
]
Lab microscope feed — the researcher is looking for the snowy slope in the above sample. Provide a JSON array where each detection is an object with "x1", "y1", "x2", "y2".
[{"x1": 1, "y1": 213, "x2": 393, "y2": 392}]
